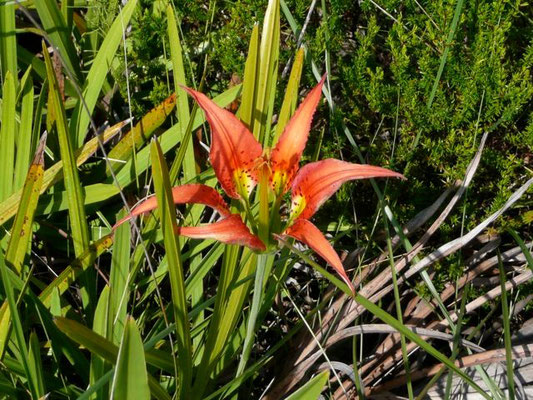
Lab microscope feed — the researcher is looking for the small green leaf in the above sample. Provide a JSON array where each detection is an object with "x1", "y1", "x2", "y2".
[{"x1": 285, "y1": 370, "x2": 329, "y2": 400}]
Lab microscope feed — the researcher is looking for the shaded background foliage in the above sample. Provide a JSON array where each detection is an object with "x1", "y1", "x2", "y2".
[{"x1": 90, "y1": 0, "x2": 531, "y2": 247}]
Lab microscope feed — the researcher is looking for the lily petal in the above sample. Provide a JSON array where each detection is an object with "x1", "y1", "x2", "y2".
[
  {"x1": 269, "y1": 75, "x2": 326, "y2": 195},
  {"x1": 113, "y1": 184, "x2": 231, "y2": 229},
  {"x1": 183, "y1": 87, "x2": 263, "y2": 199},
  {"x1": 176, "y1": 214, "x2": 265, "y2": 251},
  {"x1": 282, "y1": 218, "x2": 354, "y2": 292},
  {"x1": 291, "y1": 159, "x2": 405, "y2": 220}
]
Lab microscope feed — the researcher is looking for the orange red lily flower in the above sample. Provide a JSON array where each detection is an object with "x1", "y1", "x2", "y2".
[{"x1": 114, "y1": 76, "x2": 404, "y2": 292}]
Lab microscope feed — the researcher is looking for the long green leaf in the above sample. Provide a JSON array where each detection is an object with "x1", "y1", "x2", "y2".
[
  {"x1": 0, "y1": 135, "x2": 46, "y2": 359},
  {"x1": 273, "y1": 47, "x2": 304, "y2": 143},
  {"x1": 497, "y1": 252, "x2": 515, "y2": 400},
  {"x1": 109, "y1": 208, "x2": 130, "y2": 344},
  {"x1": 0, "y1": 2, "x2": 17, "y2": 83},
  {"x1": 253, "y1": 0, "x2": 280, "y2": 146},
  {"x1": 112, "y1": 316, "x2": 150, "y2": 400},
  {"x1": 34, "y1": 0, "x2": 81, "y2": 81},
  {"x1": 426, "y1": 0, "x2": 465, "y2": 110},
  {"x1": 90, "y1": 285, "x2": 111, "y2": 399},
  {"x1": 151, "y1": 139, "x2": 192, "y2": 398},
  {"x1": 43, "y1": 41, "x2": 93, "y2": 309},
  {"x1": 166, "y1": 4, "x2": 196, "y2": 181},
  {"x1": 70, "y1": 0, "x2": 138, "y2": 147},
  {"x1": 38, "y1": 234, "x2": 114, "y2": 308},
  {"x1": 27, "y1": 331, "x2": 46, "y2": 397},
  {"x1": 285, "y1": 370, "x2": 329, "y2": 400},
  {"x1": 54, "y1": 317, "x2": 174, "y2": 373},
  {"x1": 0, "y1": 241, "x2": 38, "y2": 398},
  {"x1": 239, "y1": 24, "x2": 260, "y2": 129},
  {"x1": 0, "y1": 71, "x2": 16, "y2": 202},
  {"x1": 14, "y1": 70, "x2": 35, "y2": 191}
]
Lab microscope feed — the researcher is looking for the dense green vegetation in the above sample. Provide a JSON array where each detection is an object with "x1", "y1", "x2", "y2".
[{"x1": 0, "y1": 0, "x2": 531, "y2": 398}]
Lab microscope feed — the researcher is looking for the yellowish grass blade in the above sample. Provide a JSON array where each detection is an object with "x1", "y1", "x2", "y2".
[
  {"x1": 0, "y1": 120, "x2": 126, "y2": 226},
  {"x1": 107, "y1": 93, "x2": 176, "y2": 173},
  {"x1": 5, "y1": 133, "x2": 46, "y2": 273}
]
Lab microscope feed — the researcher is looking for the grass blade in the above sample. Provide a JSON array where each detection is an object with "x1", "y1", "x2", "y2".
[
  {"x1": 0, "y1": 2, "x2": 17, "y2": 82},
  {"x1": 150, "y1": 139, "x2": 192, "y2": 398},
  {"x1": 0, "y1": 71, "x2": 16, "y2": 202},
  {"x1": 273, "y1": 47, "x2": 304, "y2": 144},
  {"x1": 0, "y1": 241, "x2": 38, "y2": 398},
  {"x1": 285, "y1": 370, "x2": 329, "y2": 400},
  {"x1": 166, "y1": 4, "x2": 196, "y2": 181},
  {"x1": 0, "y1": 120, "x2": 126, "y2": 227},
  {"x1": 38, "y1": 235, "x2": 114, "y2": 308},
  {"x1": 54, "y1": 317, "x2": 174, "y2": 373},
  {"x1": 70, "y1": 0, "x2": 138, "y2": 147},
  {"x1": 90, "y1": 285, "x2": 111, "y2": 399},
  {"x1": 508, "y1": 228, "x2": 533, "y2": 272},
  {"x1": 27, "y1": 331, "x2": 46, "y2": 397},
  {"x1": 252, "y1": 0, "x2": 280, "y2": 145},
  {"x1": 5, "y1": 133, "x2": 46, "y2": 273},
  {"x1": 384, "y1": 215, "x2": 414, "y2": 399},
  {"x1": 426, "y1": 0, "x2": 465, "y2": 110},
  {"x1": 239, "y1": 24, "x2": 260, "y2": 129},
  {"x1": 34, "y1": 0, "x2": 81, "y2": 81},
  {"x1": 14, "y1": 70, "x2": 35, "y2": 191},
  {"x1": 43, "y1": 41, "x2": 93, "y2": 309},
  {"x1": 497, "y1": 251, "x2": 515, "y2": 400},
  {"x1": 111, "y1": 316, "x2": 150, "y2": 400},
  {"x1": 354, "y1": 293, "x2": 492, "y2": 400},
  {"x1": 0, "y1": 135, "x2": 46, "y2": 359},
  {"x1": 107, "y1": 94, "x2": 176, "y2": 173},
  {"x1": 109, "y1": 209, "x2": 130, "y2": 344}
]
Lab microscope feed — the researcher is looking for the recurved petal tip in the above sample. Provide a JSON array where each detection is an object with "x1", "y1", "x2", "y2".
[{"x1": 282, "y1": 219, "x2": 355, "y2": 293}]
